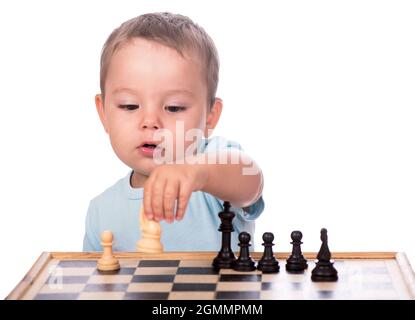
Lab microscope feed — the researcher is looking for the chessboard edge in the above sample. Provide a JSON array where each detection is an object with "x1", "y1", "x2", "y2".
[
  {"x1": 5, "y1": 252, "x2": 52, "y2": 300},
  {"x1": 47, "y1": 251, "x2": 399, "y2": 260},
  {"x1": 396, "y1": 252, "x2": 415, "y2": 300}
]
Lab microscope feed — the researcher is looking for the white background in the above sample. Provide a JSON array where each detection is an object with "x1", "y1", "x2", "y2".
[{"x1": 0, "y1": 0, "x2": 414, "y2": 299}]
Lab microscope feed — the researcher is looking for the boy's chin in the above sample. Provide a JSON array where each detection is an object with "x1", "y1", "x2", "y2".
[
  {"x1": 131, "y1": 161, "x2": 158, "y2": 176},
  {"x1": 132, "y1": 166, "x2": 153, "y2": 176}
]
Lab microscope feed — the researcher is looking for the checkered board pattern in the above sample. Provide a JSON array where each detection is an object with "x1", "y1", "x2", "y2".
[{"x1": 7, "y1": 252, "x2": 415, "y2": 300}]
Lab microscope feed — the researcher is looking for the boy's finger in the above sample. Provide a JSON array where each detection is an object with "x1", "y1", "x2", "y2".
[
  {"x1": 175, "y1": 183, "x2": 191, "y2": 221},
  {"x1": 163, "y1": 180, "x2": 179, "y2": 223},
  {"x1": 151, "y1": 176, "x2": 166, "y2": 222}
]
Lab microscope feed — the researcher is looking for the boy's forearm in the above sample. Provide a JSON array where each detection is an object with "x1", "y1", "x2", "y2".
[{"x1": 193, "y1": 151, "x2": 264, "y2": 208}]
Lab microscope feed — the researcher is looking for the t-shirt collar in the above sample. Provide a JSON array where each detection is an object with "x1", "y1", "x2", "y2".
[{"x1": 124, "y1": 170, "x2": 144, "y2": 200}]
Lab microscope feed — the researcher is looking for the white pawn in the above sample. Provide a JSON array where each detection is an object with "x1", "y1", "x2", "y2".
[
  {"x1": 136, "y1": 206, "x2": 163, "y2": 253},
  {"x1": 97, "y1": 231, "x2": 120, "y2": 271}
]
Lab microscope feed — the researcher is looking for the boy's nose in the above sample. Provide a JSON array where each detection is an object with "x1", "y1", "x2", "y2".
[{"x1": 141, "y1": 119, "x2": 160, "y2": 130}]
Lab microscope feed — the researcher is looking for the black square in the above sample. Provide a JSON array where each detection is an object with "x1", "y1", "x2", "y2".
[
  {"x1": 123, "y1": 292, "x2": 169, "y2": 300},
  {"x1": 219, "y1": 274, "x2": 261, "y2": 282},
  {"x1": 94, "y1": 267, "x2": 136, "y2": 275},
  {"x1": 177, "y1": 267, "x2": 218, "y2": 275},
  {"x1": 131, "y1": 275, "x2": 175, "y2": 283},
  {"x1": 261, "y1": 282, "x2": 280, "y2": 291},
  {"x1": 172, "y1": 283, "x2": 216, "y2": 291},
  {"x1": 216, "y1": 291, "x2": 260, "y2": 299},
  {"x1": 84, "y1": 283, "x2": 129, "y2": 292},
  {"x1": 138, "y1": 260, "x2": 180, "y2": 267},
  {"x1": 316, "y1": 290, "x2": 335, "y2": 299},
  {"x1": 45, "y1": 275, "x2": 89, "y2": 285},
  {"x1": 35, "y1": 293, "x2": 80, "y2": 300},
  {"x1": 289, "y1": 282, "x2": 303, "y2": 290}
]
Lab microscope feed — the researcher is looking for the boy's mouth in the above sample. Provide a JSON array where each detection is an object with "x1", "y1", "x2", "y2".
[
  {"x1": 141, "y1": 143, "x2": 157, "y2": 149},
  {"x1": 138, "y1": 142, "x2": 160, "y2": 157}
]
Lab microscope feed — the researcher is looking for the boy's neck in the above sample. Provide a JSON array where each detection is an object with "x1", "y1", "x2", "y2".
[{"x1": 130, "y1": 170, "x2": 148, "y2": 188}]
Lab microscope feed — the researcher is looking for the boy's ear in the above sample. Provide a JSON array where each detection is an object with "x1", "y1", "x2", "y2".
[
  {"x1": 205, "y1": 97, "x2": 223, "y2": 137},
  {"x1": 95, "y1": 94, "x2": 109, "y2": 134}
]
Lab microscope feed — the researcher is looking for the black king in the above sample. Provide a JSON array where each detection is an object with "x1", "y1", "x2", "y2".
[{"x1": 212, "y1": 201, "x2": 236, "y2": 270}]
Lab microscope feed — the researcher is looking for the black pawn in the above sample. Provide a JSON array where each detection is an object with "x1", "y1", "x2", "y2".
[
  {"x1": 311, "y1": 228, "x2": 338, "y2": 282},
  {"x1": 257, "y1": 232, "x2": 280, "y2": 273},
  {"x1": 212, "y1": 201, "x2": 236, "y2": 270},
  {"x1": 233, "y1": 232, "x2": 256, "y2": 272},
  {"x1": 286, "y1": 231, "x2": 308, "y2": 272}
]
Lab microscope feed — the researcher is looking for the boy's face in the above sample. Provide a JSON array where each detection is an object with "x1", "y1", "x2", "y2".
[{"x1": 96, "y1": 38, "x2": 221, "y2": 178}]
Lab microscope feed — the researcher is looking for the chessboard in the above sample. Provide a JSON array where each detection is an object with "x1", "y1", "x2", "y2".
[{"x1": 6, "y1": 252, "x2": 415, "y2": 300}]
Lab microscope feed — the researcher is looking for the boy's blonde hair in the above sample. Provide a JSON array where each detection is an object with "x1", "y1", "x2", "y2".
[{"x1": 100, "y1": 12, "x2": 219, "y2": 107}]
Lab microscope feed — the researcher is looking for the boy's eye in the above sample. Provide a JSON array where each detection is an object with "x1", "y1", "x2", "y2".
[
  {"x1": 166, "y1": 106, "x2": 186, "y2": 113},
  {"x1": 119, "y1": 104, "x2": 139, "y2": 111}
]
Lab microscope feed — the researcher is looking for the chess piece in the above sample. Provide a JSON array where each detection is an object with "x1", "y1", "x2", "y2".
[
  {"x1": 212, "y1": 201, "x2": 236, "y2": 270},
  {"x1": 97, "y1": 231, "x2": 120, "y2": 271},
  {"x1": 257, "y1": 232, "x2": 280, "y2": 273},
  {"x1": 311, "y1": 228, "x2": 338, "y2": 282},
  {"x1": 233, "y1": 232, "x2": 256, "y2": 271},
  {"x1": 136, "y1": 206, "x2": 163, "y2": 253},
  {"x1": 286, "y1": 230, "x2": 308, "y2": 272}
]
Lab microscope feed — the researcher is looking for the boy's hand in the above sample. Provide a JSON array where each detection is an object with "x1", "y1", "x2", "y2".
[{"x1": 143, "y1": 164, "x2": 209, "y2": 223}]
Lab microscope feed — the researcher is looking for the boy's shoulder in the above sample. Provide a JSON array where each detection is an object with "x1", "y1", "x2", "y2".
[
  {"x1": 199, "y1": 136, "x2": 243, "y2": 153},
  {"x1": 90, "y1": 172, "x2": 133, "y2": 207}
]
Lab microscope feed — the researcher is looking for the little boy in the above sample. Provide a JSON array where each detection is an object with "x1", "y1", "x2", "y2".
[{"x1": 83, "y1": 12, "x2": 265, "y2": 252}]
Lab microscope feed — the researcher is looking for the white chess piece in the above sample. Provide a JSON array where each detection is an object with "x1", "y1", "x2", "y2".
[
  {"x1": 97, "y1": 231, "x2": 120, "y2": 271},
  {"x1": 136, "y1": 206, "x2": 163, "y2": 253}
]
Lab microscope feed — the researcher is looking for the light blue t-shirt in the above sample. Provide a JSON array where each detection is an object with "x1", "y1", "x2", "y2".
[{"x1": 83, "y1": 136, "x2": 265, "y2": 252}]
